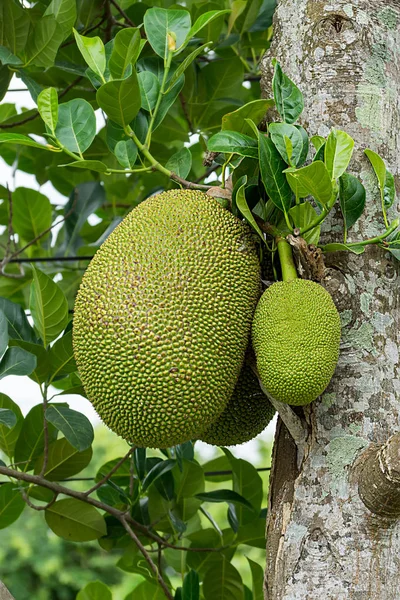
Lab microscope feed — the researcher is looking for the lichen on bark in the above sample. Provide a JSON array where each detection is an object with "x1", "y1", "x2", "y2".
[{"x1": 260, "y1": 1, "x2": 400, "y2": 598}]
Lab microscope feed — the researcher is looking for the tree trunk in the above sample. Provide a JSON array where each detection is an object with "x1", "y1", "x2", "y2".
[
  {"x1": 260, "y1": 1, "x2": 400, "y2": 599},
  {"x1": 0, "y1": 582, "x2": 15, "y2": 600}
]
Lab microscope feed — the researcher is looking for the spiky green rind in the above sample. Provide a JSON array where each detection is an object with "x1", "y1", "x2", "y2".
[
  {"x1": 252, "y1": 279, "x2": 341, "y2": 406},
  {"x1": 199, "y1": 362, "x2": 275, "y2": 446},
  {"x1": 73, "y1": 190, "x2": 261, "y2": 448}
]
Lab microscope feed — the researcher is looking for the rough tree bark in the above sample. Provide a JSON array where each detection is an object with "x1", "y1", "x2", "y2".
[{"x1": 261, "y1": 1, "x2": 400, "y2": 599}]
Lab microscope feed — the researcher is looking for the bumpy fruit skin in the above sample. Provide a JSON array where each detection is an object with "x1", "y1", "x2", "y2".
[
  {"x1": 199, "y1": 360, "x2": 275, "y2": 446},
  {"x1": 252, "y1": 279, "x2": 341, "y2": 406},
  {"x1": 73, "y1": 190, "x2": 261, "y2": 448}
]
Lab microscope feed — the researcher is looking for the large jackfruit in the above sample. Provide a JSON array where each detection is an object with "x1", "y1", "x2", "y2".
[
  {"x1": 252, "y1": 279, "x2": 340, "y2": 406},
  {"x1": 199, "y1": 359, "x2": 275, "y2": 446},
  {"x1": 73, "y1": 190, "x2": 261, "y2": 448}
]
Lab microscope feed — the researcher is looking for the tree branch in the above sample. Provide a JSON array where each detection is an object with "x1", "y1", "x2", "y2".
[
  {"x1": 83, "y1": 446, "x2": 135, "y2": 497},
  {"x1": 170, "y1": 173, "x2": 212, "y2": 190},
  {"x1": 120, "y1": 518, "x2": 173, "y2": 600}
]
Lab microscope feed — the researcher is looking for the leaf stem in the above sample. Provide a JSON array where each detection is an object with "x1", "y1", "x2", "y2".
[
  {"x1": 347, "y1": 219, "x2": 399, "y2": 247},
  {"x1": 144, "y1": 51, "x2": 173, "y2": 148}
]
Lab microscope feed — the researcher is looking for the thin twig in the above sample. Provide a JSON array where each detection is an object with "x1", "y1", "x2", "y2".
[
  {"x1": 179, "y1": 92, "x2": 195, "y2": 134},
  {"x1": 119, "y1": 517, "x2": 174, "y2": 600},
  {"x1": 39, "y1": 386, "x2": 50, "y2": 477},
  {"x1": 58, "y1": 76, "x2": 85, "y2": 99},
  {"x1": 21, "y1": 489, "x2": 58, "y2": 512},
  {"x1": 109, "y1": 0, "x2": 136, "y2": 27},
  {"x1": 83, "y1": 447, "x2": 135, "y2": 496},
  {"x1": 194, "y1": 164, "x2": 220, "y2": 184}
]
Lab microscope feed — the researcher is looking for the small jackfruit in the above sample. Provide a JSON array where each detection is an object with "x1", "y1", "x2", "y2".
[
  {"x1": 252, "y1": 279, "x2": 341, "y2": 406},
  {"x1": 199, "y1": 359, "x2": 275, "y2": 446},
  {"x1": 73, "y1": 190, "x2": 261, "y2": 448}
]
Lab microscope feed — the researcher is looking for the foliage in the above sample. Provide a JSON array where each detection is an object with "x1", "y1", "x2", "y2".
[{"x1": 0, "y1": 0, "x2": 398, "y2": 599}]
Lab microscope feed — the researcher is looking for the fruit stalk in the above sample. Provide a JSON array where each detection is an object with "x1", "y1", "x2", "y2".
[{"x1": 276, "y1": 237, "x2": 298, "y2": 282}]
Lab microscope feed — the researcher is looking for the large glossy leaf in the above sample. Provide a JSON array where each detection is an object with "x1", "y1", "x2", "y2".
[
  {"x1": 269, "y1": 122, "x2": 304, "y2": 167},
  {"x1": 208, "y1": 131, "x2": 258, "y2": 158},
  {"x1": 0, "y1": 133, "x2": 57, "y2": 151},
  {"x1": 0, "y1": 408, "x2": 16, "y2": 429},
  {"x1": 45, "y1": 498, "x2": 106, "y2": 541},
  {"x1": 29, "y1": 268, "x2": 69, "y2": 346},
  {"x1": 12, "y1": 187, "x2": 52, "y2": 244},
  {"x1": 272, "y1": 59, "x2": 304, "y2": 124},
  {"x1": 222, "y1": 99, "x2": 273, "y2": 135},
  {"x1": 384, "y1": 169, "x2": 396, "y2": 209},
  {"x1": 138, "y1": 71, "x2": 160, "y2": 112},
  {"x1": 0, "y1": 0, "x2": 29, "y2": 55},
  {"x1": 8, "y1": 340, "x2": 49, "y2": 384},
  {"x1": 289, "y1": 202, "x2": 320, "y2": 245},
  {"x1": 14, "y1": 403, "x2": 58, "y2": 470},
  {"x1": 234, "y1": 176, "x2": 265, "y2": 243},
  {"x1": 0, "y1": 298, "x2": 37, "y2": 343},
  {"x1": 153, "y1": 75, "x2": 184, "y2": 131},
  {"x1": 339, "y1": 173, "x2": 366, "y2": 233},
  {"x1": 324, "y1": 128, "x2": 354, "y2": 180},
  {"x1": 203, "y1": 561, "x2": 244, "y2": 600},
  {"x1": 25, "y1": 16, "x2": 64, "y2": 68},
  {"x1": 0, "y1": 46, "x2": 22, "y2": 66},
  {"x1": 125, "y1": 581, "x2": 165, "y2": 600},
  {"x1": 48, "y1": 331, "x2": 76, "y2": 381},
  {"x1": 109, "y1": 28, "x2": 141, "y2": 79},
  {"x1": 37, "y1": 87, "x2": 58, "y2": 134},
  {"x1": 73, "y1": 29, "x2": 106, "y2": 82},
  {"x1": 165, "y1": 147, "x2": 192, "y2": 179},
  {"x1": 142, "y1": 459, "x2": 176, "y2": 492},
  {"x1": 44, "y1": 0, "x2": 77, "y2": 39},
  {"x1": 0, "y1": 483, "x2": 25, "y2": 530},
  {"x1": 247, "y1": 557, "x2": 264, "y2": 600},
  {"x1": 224, "y1": 450, "x2": 263, "y2": 525},
  {"x1": 166, "y1": 42, "x2": 209, "y2": 92},
  {"x1": 114, "y1": 140, "x2": 138, "y2": 169},
  {"x1": 0, "y1": 394, "x2": 23, "y2": 458},
  {"x1": 144, "y1": 8, "x2": 191, "y2": 59},
  {"x1": 63, "y1": 160, "x2": 108, "y2": 173},
  {"x1": 35, "y1": 437, "x2": 93, "y2": 480},
  {"x1": 55, "y1": 99, "x2": 96, "y2": 154},
  {"x1": 259, "y1": 133, "x2": 292, "y2": 212},
  {"x1": 285, "y1": 161, "x2": 333, "y2": 208},
  {"x1": 45, "y1": 405, "x2": 93, "y2": 451},
  {"x1": 364, "y1": 148, "x2": 395, "y2": 220},
  {"x1": 196, "y1": 489, "x2": 254, "y2": 510},
  {"x1": 63, "y1": 182, "x2": 106, "y2": 253},
  {"x1": 0, "y1": 346, "x2": 36, "y2": 380},
  {"x1": 96, "y1": 74, "x2": 141, "y2": 127},
  {"x1": 0, "y1": 310, "x2": 7, "y2": 356},
  {"x1": 186, "y1": 10, "x2": 230, "y2": 43},
  {"x1": 77, "y1": 581, "x2": 112, "y2": 600},
  {"x1": 182, "y1": 570, "x2": 200, "y2": 600}
]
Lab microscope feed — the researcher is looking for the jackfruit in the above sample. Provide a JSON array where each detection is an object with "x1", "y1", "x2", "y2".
[
  {"x1": 199, "y1": 359, "x2": 275, "y2": 446},
  {"x1": 73, "y1": 190, "x2": 261, "y2": 448},
  {"x1": 252, "y1": 279, "x2": 340, "y2": 406}
]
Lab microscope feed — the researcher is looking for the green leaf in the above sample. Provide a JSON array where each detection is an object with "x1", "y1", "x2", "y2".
[
  {"x1": 44, "y1": 0, "x2": 77, "y2": 39},
  {"x1": 0, "y1": 133, "x2": 57, "y2": 151},
  {"x1": 144, "y1": 8, "x2": 191, "y2": 60},
  {"x1": 166, "y1": 43, "x2": 209, "y2": 92},
  {"x1": 321, "y1": 242, "x2": 365, "y2": 255},
  {"x1": 37, "y1": 87, "x2": 58, "y2": 134},
  {"x1": 142, "y1": 459, "x2": 176, "y2": 492},
  {"x1": 384, "y1": 169, "x2": 396, "y2": 209},
  {"x1": 0, "y1": 408, "x2": 16, "y2": 429},
  {"x1": 153, "y1": 76, "x2": 184, "y2": 131},
  {"x1": 339, "y1": 173, "x2": 366, "y2": 232},
  {"x1": 45, "y1": 406, "x2": 93, "y2": 452},
  {"x1": 29, "y1": 268, "x2": 69, "y2": 346},
  {"x1": 48, "y1": 330, "x2": 76, "y2": 381},
  {"x1": 55, "y1": 99, "x2": 96, "y2": 154},
  {"x1": 234, "y1": 176, "x2": 265, "y2": 243},
  {"x1": 62, "y1": 160, "x2": 108, "y2": 173},
  {"x1": 96, "y1": 73, "x2": 141, "y2": 127},
  {"x1": 12, "y1": 187, "x2": 52, "y2": 244},
  {"x1": 0, "y1": 310, "x2": 8, "y2": 356},
  {"x1": 0, "y1": 65, "x2": 11, "y2": 102},
  {"x1": 63, "y1": 182, "x2": 106, "y2": 253},
  {"x1": 109, "y1": 27, "x2": 141, "y2": 79},
  {"x1": 8, "y1": 340, "x2": 49, "y2": 384},
  {"x1": 203, "y1": 561, "x2": 244, "y2": 600},
  {"x1": 246, "y1": 557, "x2": 264, "y2": 600},
  {"x1": 35, "y1": 437, "x2": 93, "y2": 480},
  {"x1": 310, "y1": 135, "x2": 325, "y2": 151},
  {"x1": 0, "y1": 483, "x2": 25, "y2": 530},
  {"x1": 285, "y1": 161, "x2": 333, "y2": 208},
  {"x1": 208, "y1": 131, "x2": 258, "y2": 158},
  {"x1": 222, "y1": 99, "x2": 273, "y2": 136},
  {"x1": 259, "y1": 134, "x2": 292, "y2": 212},
  {"x1": 186, "y1": 10, "x2": 230, "y2": 42},
  {"x1": 0, "y1": 46, "x2": 22, "y2": 66},
  {"x1": 324, "y1": 128, "x2": 354, "y2": 180},
  {"x1": 228, "y1": 1, "x2": 247, "y2": 34},
  {"x1": 204, "y1": 455, "x2": 232, "y2": 482},
  {"x1": 0, "y1": 347, "x2": 37, "y2": 380},
  {"x1": 289, "y1": 203, "x2": 320, "y2": 245},
  {"x1": 165, "y1": 147, "x2": 192, "y2": 179},
  {"x1": 73, "y1": 28, "x2": 106, "y2": 82},
  {"x1": 0, "y1": 0, "x2": 29, "y2": 55},
  {"x1": 182, "y1": 570, "x2": 200, "y2": 600},
  {"x1": 14, "y1": 403, "x2": 58, "y2": 471},
  {"x1": 269, "y1": 122, "x2": 304, "y2": 167},
  {"x1": 25, "y1": 16, "x2": 64, "y2": 68},
  {"x1": 272, "y1": 59, "x2": 304, "y2": 124},
  {"x1": 223, "y1": 451, "x2": 263, "y2": 525},
  {"x1": 96, "y1": 457, "x2": 131, "y2": 487},
  {"x1": 195, "y1": 489, "x2": 254, "y2": 510},
  {"x1": 125, "y1": 581, "x2": 166, "y2": 600},
  {"x1": 364, "y1": 148, "x2": 386, "y2": 190},
  {"x1": 133, "y1": 447, "x2": 146, "y2": 480},
  {"x1": 45, "y1": 498, "x2": 106, "y2": 541},
  {"x1": 0, "y1": 394, "x2": 23, "y2": 458},
  {"x1": 19, "y1": 70, "x2": 44, "y2": 103},
  {"x1": 0, "y1": 298, "x2": 37, "y2": 343},
  {"x1": 77, "y1": 581, "x2": 112, "y2": 600},
  {"x1": 114, "y1": 139, "x2": 138, "y2": 169},
  {"x1": 295, "y1": 125, "x2": 309, "y2": 166},
  {"x1": 138, "y1": 71, "x2": 160, "y2": 112}
]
